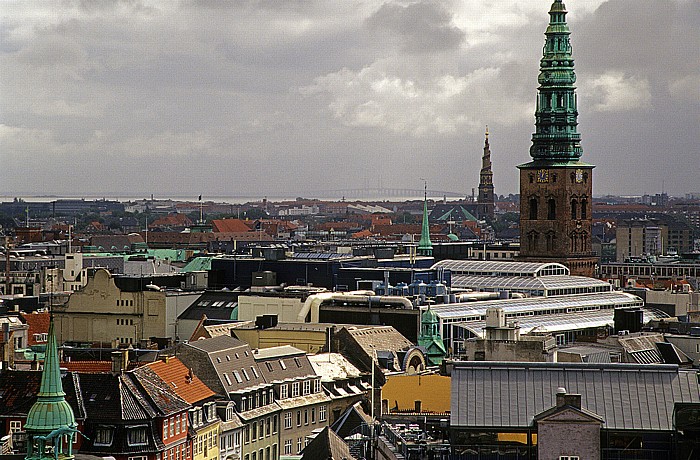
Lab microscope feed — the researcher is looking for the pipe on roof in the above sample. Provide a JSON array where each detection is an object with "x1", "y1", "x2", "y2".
[{"x1": 297, "y1": 293, "x2": 414, "y2": 322}]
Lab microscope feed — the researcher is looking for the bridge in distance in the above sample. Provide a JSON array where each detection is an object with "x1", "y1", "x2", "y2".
[{"x1": 305, "y1": 188, "x2": 467, "y2": 200}]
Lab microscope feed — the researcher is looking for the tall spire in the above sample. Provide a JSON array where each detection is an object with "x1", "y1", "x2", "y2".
[
  {"x1": 417, "y1": 180, "x2": 433, "y2": 256},
  {"x1": 478, "y1": 125, "x2": 495, "y2": 219},
  {"x1": 24, "y1": 318, "x2": 77, "y2": 459},
  {"x1": 529, "y1": 0, "x2": 583, "y2": 163}
]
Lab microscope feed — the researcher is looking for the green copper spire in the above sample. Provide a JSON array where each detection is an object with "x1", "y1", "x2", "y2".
[
  {"x1": 529, "y1": 0, "x2": 582, "y2": 163},
  {"x1": 417, "y1": 181, "x2": 432, "y2": 256},
  {"x1": 25, "y1": 318, "x2": 77, "y2": 459},
  {"x1": 418, "y1": 306, "x2": 446, "y2": 365}
]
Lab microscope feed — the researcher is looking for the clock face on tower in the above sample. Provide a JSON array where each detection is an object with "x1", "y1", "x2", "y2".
[
  {"x1": 537, "y1": 169, "x2": 549, "y2": 183},
  {"x1": 575, "y1": 169, "x2": 584, "y2": 183}
]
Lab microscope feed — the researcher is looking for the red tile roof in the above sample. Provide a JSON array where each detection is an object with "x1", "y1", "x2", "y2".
[
  {"x1": 147, "y1": 357, "x2": 216, "y2": 404},
  {"x1": 212, "y1": 219, "x2": 254, "y2": 233}
]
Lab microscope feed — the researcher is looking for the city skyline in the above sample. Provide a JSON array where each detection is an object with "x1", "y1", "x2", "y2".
[{"x1": 2, "y1": 0, "x2": 698, "y2": 197}]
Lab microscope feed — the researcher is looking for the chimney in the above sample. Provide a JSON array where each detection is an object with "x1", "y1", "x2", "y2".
[
  {"x1": 111, "y1": 350, "x2": 128, "y2": 374},
  {"x1": 414, "y1": 400, "x2": 422, "y2": 413},
  {"x1": 555, "y1": 387, "x2": 582, "y2": 409}
]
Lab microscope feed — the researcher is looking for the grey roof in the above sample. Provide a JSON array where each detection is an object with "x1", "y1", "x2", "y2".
[
  {"x1": 451, "y1": 361, "x2": 700, "y2": 431},
  {"x1": 450, "y1": 274, "x2": 612, "y2": 294},
  {"x1": 455, "y1": 307, "x2": 666, "y2": 338},
  {"x1": 433, "y1": 291, "x2": 644, "y2": 321},
  {"x1": 432, "y1": 260, "x2": 569, "y2": 277},
  {"x1": 253, "y1": 345, "x2": 305, "y2": 360},
  {"x1": 181, "y1": 335, "x2": 266, "y2": 394}
]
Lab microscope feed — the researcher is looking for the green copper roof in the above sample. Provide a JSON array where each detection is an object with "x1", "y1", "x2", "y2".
[
  {"x1": 527, "y1": 0, "x2": 584, "y2": 163},
  {"x1": 24, "y1": 318, "x2": 77, "y2": 433},
  {"x1": 417, "y1": 190, "x2": 433, "y2": 256},
  {"x1": 181, "y1": 256, "x2": 213, "y2": 272},
  {"x1": 418, "y1": 306, "x2": 446, "y2": 365}
]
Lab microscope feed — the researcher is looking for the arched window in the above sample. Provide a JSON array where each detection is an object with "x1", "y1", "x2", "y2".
[
  {"x1": 580, "y1": 199, "x2": 588, "y2": 219},
  {"x1": 571, "y1": 200, "x2": 578, "y2": 220},
  {"x1": 529, "y1": 198, "x2": 538, "y2": 220},
  {"x1": 547, "y1": 199, "x2": 556, "y2": 220}
]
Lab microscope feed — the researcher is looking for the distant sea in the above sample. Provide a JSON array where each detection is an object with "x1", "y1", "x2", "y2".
[{"x1": 0, "y1": 194, "x2": 456, "y2": 204}]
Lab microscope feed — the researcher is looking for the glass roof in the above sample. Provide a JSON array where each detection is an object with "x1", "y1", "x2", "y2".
[
  {"x1": 456, "y1": 308, "x2": 668, "y2": 337},
  {"x1": 451, "y1": 274, "x2": 612, "y2": 292},
  {"x1": 431, "y1": 291, "x2": 643, "y2": 319},
  {"x1": 432, "y1": 260, "x2": 569, "y2": 277}
]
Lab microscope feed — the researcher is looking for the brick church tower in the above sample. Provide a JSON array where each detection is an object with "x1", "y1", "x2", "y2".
[{"x1": 518, "y1": 0, "x2": 598, "y2": 276}]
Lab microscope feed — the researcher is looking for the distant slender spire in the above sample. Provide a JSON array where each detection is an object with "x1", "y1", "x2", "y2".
[
  {"x1": 478, "y1": 125, "x2": 495, "y2": 219},
  {"x1": 417, "y1": 181, "x2": 433, "y2": 256}
]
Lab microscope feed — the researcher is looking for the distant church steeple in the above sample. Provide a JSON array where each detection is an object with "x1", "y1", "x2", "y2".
[
  {"x1": 517, "y1": 0, "x2": 598, "y2": 277},
  {"x1": 24, "y1": 318, "x2": 78, "y2": 459},
  {"x1": 477, "y1": 126, "x2": 495, "y2": 220},
  {"x1": 417, "y1": 181, "x2": 433, "y2": 256}
]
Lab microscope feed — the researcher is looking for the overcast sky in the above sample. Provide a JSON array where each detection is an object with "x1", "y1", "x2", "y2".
[{"x1": 1, "y1": 0, "x2": 698, "y2": 199}]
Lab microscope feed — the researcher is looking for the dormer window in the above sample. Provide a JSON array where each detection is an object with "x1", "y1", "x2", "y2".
[
  {"x1": 94, "y1": 426, "x2": 114, "y2": 446},
  {"x1": 279, "y1": 360, "x2": 286, "y2": 370},
  {"x1": 127, "y1": 426, "x2": 148, "y2": 446},
  {"x1": 281, "y1": 384, "x2": 288, "y2": 399}
]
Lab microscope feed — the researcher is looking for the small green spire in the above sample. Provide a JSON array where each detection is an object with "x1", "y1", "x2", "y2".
[
  {"x1": 418, "y1": 306, "x2": 446, "y2": 365},
  {"x1": 25, "y1": 317, "x2": 77, "y2": 459},
  {"x1": 417, "y1": 181, "x2": 433, "y2": 256}
]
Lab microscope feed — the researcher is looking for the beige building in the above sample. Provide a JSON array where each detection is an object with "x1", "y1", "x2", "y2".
[{"x1": 53, "y1": 268, "x2": 199, "y2": 345}]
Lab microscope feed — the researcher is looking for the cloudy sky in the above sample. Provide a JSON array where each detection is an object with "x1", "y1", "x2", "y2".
[{"x1": 1, "y1": 0, "x2": 698, "y2": 199}]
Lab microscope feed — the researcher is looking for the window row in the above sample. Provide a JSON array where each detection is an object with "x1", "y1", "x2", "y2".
[{"x1": 243, "y1": 415, "x2": 278, "y2": 444}]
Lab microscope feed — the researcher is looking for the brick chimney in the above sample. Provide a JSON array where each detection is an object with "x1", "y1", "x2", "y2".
[{"x1": 555, "y1": 387, "x2": 582, "y2": 409}]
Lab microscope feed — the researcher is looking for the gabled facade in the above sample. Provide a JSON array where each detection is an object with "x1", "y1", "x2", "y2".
[
  {"x1": 254, "y1": 346, "x2": 330, "y2": 457},
  {"x1": 140, "y1": 357, "x2": 221, "y2": 460}
]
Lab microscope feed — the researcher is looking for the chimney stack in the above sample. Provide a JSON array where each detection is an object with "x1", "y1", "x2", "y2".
[{"x1": 555, "y1": 387, "x2": 582, "y2": 409}]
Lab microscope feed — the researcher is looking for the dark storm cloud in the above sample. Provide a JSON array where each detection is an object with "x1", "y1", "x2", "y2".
[
  {"x1": 0, "y1": 0, "x2": 697, "y2": 198},
  {"x1": 366, "y1": 1, "x2": 465, "y2": 53}
]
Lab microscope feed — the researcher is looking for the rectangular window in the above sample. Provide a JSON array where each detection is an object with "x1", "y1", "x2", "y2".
[
  {"x1": 319, "y1": 405, "x2": 327, "y2": 422},
  {"x1": 233, "y1": 370, "x2": 243, "y2": 383},
  {"x1": 266, "y1": 417, "x2": 271, "y2": 436},
  {"x1": 281, "y1": 384, "x2": 288, "y2": 399},
  {"x1": 169, "y1": 418, "x2": 174, "y2": 436},
  {"x1": 284, "y1": 440, "x2": 292, "y2": 455},
  {"x1": 296, "y1": 410, "x2": 301, "y2": 427},
  {"x1": 259, "y1": 420, "x2": 264, "y2": 440},
  {"x1": 273, "y1": 414, "x2": 278, "y2": 433},
  {"x1": 292, "y1": 382, "x2": 300, "y2": 397},
  {"x1": 311, "y1": 408, "x2": 316, "y2": 424},
  {"x1": 304, "y1": 409, "x2": 308, "y2": 425},
  {"x1": 303, "y1": 380, "x2": 310, "y2": 395},
  {"x1": 297, "y1": 437, "x2": 302, "y2": 454},
  {"x1": 94, "y1": 426, "x2": 114, "y2": 446},
  {"x1": 127, "y1": 427, "x2": 147, "y2": 446},
  {"x1": 284, "y1": 412, "x2": 292, "y2": 429},
  {"x1": 314, "y1": 379, "x2": 321, "y2": 394},
  {"x1": 252, "y1": 422, "x2": 257, "y2": 440},
  {"x1": 245, "y1": 426, "x2": 250, "y2": 444}
]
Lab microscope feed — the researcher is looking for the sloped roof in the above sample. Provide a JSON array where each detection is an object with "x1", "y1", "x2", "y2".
[
  {"x1": 211, "y1": 219, "x2": 253, "y2": 233},
  {"x1": 0, "y1": 370, "x2": 81, "y2": 419},
  {"x1": 143, "y1": 357, "x2": 216, "y2": 404},
  {"x1": 301, "y1": 426, "x2": 356, "y2": 460},
  {"x1": 308, "y1": 353, "x2": 363, "y2": 381},
  {"x1": 451, "y1": 362, "x2": 700, "y2": 431}
]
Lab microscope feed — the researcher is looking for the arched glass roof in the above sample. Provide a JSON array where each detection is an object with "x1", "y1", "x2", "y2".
[
  {"x1": 432, "y1": 260, "x2": 569, "y2": 277},
  {"x1": 456, "y1": 307, "x2": 668, "y2": 338},
  {"x1": 451, "y1": 274, "x2": 612, "y2": 295},
  {"x1": 431, "y1": 291, "x2": 643, "y2": 320}
]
